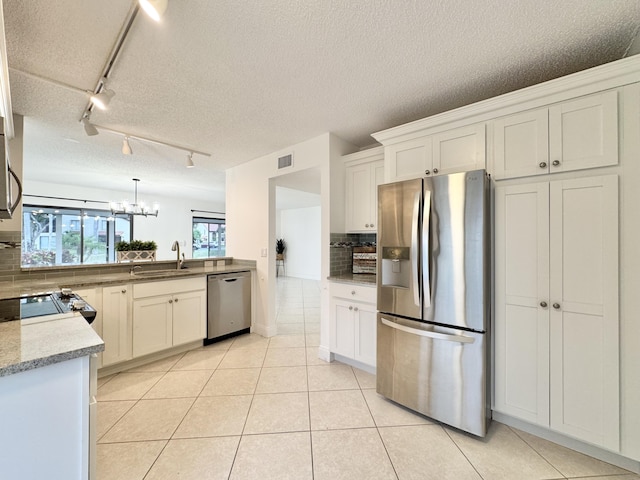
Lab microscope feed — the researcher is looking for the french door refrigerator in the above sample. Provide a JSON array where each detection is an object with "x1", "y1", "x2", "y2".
[{"x1": 377, "y1": 169, "x2": 490, "y2": 437}]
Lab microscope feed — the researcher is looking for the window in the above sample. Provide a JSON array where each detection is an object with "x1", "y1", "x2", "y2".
[
  {"x1": 192, "y1": 217, "x2": 226, "y2": 258},
  {"x1": 22, "y1": 205, "x2": 132, "y2": 266}
]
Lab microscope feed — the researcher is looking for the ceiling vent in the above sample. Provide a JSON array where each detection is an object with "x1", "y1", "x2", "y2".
[{"x1": 278, "y1": 153, "x2": 293, "y2": 169}]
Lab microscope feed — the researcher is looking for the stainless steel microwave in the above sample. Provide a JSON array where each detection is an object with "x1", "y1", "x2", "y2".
[{"x1": 0, "y1": 131, "x2": 20, "y2": 219}]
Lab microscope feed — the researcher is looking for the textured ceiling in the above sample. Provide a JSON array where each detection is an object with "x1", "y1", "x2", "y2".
[{"x1": 4, "y1": 0, "x2": 640, "y2": 204}]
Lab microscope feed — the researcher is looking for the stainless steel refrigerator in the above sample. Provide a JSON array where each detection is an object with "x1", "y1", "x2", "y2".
[{"x1": 376, "y1": 169, "x2": 490, "y2": 437}]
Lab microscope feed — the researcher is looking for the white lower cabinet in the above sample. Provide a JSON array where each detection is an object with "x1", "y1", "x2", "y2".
[
  {"x1": 132, "y1": 277, "x2": 206, "y2": 357},
  {"x1": 330, "y1": 283, "x2": 377, "y2": 367},
  {"x1": 494, "y1": 175, "x2": 619, "y2": 450},
  {"x1": 101, "y1": 284, "x2": 132, "y2": 367},
  {"x1": 132, "y1": 296, "x2": 173, "y2": 357}
]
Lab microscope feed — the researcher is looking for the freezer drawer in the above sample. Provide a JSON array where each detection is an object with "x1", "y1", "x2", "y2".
[
  {"x1": 376, "y1": 313, "x2": 490, "y2": 436},
  {"x1": 207, "y1": 271, "x2": 251, "y2": 340}
]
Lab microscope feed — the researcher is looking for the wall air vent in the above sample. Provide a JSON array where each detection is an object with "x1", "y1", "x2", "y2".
[{"x1": 277, "y1": 153, "x2": 293, "y2": 169}]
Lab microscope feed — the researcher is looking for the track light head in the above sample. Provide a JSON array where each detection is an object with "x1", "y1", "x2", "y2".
[
  {"x1": 139, "y1": 0, "x2": 168, "y2": 22},
  {"x1": 82, "y1": 117, "x2": 99, "y2": 136},
  {"x1": 122, "y1": 137, "x2": 133, "y2": 155},
  {"x1": 90, "y1": 88, "x2": 115, "y2": 110},
  {"x1": 186, "y1": 152, "x2": 195, "y2": 168}
]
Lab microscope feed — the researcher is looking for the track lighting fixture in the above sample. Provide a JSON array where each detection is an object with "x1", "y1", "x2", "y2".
[
  {"x1": 139, "y1": 0, "x2": 168, "y2": 22},
  {"x1": 122, "y1": 137, "x2": 133, "y2": 155},
  {"x1": 90, "y1": 85, "x2": 115, "y2": 110},
  {"x1": 186, "y1": 152, "x2": 195, "y2": 168},
  {"x1": 82, "y1": 117, "x2": 99, "y2": 136}
]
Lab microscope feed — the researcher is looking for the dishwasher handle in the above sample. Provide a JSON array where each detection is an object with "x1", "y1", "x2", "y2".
[{"x1": 224, "y1": 278, "x2": 239, "y2": 282}]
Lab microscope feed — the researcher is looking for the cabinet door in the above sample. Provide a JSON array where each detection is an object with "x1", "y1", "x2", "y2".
[
  {"x1": 101, "y1": 285, "x2": 132, "y2": 366},
  {"x1": 549, "y1": 175, "x2": 619, "y2": 450},
  {"x1": 432, "y1": 123, "x2": 485, "y2": 175},
  {"x1": 172, "y1": 290, "x2": 206, "y2": 346},
  {"x1": 493, "y1": 109, "x2": 549, "y2": 179},
  {"x1": 494, "y1": 182, "x2": 550, "y2": 425},
  {"x1": 385, "y1": 136, "x2": 432, "y2": 182},
  {"x1": 132, "y1": 296, "x2": 173, "y2": 357},
  {"x1": 354, "y1": 302, "x2": 377, "y2": 367},
  {"x1": 346, "y1": 163, "x2": 374, "y2": 232},
  {"x1": 330, "y1": 298, "x2": 355, "y2": 358},
  {"x1": 549, "y1": 90, "x2": 618, "y2": 173},
  {"x1": 369, "y1": 160, "x2": 385, "y2": 231}
]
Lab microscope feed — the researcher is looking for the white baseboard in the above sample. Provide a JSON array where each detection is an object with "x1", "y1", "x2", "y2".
[
  {"x1": 251, "y1": 321, "x2": 278, "y2": 338},
  {"x1": 317, "y1": 345, "x2": 333, "y2": 362},
  {"x1": 493, "y1": 412, "x2": 640, "y2": 473}
]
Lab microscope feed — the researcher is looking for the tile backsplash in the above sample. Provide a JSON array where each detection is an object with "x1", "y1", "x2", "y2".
[
  {"x1": 0, "y1": 230, "x2": 21, "y2": 283},
  {"x1": 330, "y1": 232, "x2": 376, "y2": 276}
]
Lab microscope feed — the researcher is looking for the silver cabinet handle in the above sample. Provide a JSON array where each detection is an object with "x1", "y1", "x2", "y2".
[
  {"x1": 540, "y1": 301, "x2": 547, "y2": 308},
  {"x1": 351, "y1": 290, "x2": 356, "y2": 296},
  {"x1": 354, "y1": 307, "x2": 359, "y2": 312},
  {"x1": 121, "y1": 289, "x2": 126, "y2": 294},
  {"x1": 365, "y1": 224, "x2": 369, "y2": 228},
  {"x1": 553, "y1": 303, "x2": 560, "y2": 309},
  {"x1": 348, "y1": 306, "x2": 353, "y2": 311},
  {"x1": 381, "y1": 317, "x2": 474, "y2": 344},
  {"x1": 174, "y1": 298, "x2": 179, "y2": 303},
  {"x1": 539, "y1": 161, "x2": 547, "y2": 168},
  {"x1": 433, "y1": 168, "x2": 439, "y2": 174},
  {"x1": 169, "y1": 299, "x2": 173, "y2": 304},
  {"x1": 552, "y1": 160, "x2": 560, "y2": 166},
  {"x1": 370, "y1": 224, "x2": 374, "y2": 228},
  {"x1": 424, "y1": 169, "x2": 430, "y2": 175}
]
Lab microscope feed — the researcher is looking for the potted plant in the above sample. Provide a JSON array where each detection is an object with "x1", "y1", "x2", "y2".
[
  {"x1": 116, "y1": 240, "x2": 158, "y2": 262},
  {"x1": 275, "y1": 238, "x2": 286, "y2": 260}
]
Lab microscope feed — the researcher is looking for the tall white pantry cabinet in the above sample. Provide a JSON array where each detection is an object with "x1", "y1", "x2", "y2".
[
  {"x1": 370, "y1": 55, "x2": 640, "y2": 466},
  {"x1": 487, "y1": 62, "x2": 640, "y2": 463}
]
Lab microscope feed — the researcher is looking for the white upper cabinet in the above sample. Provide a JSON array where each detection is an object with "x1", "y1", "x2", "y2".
[
  {"x1": 385, "y1": 123, "x2": 485, "y2": 182},
  {"x1": 493, "y1": 109, "x2": 549, "y2": 179},
  {"x1": 385, "y1": 136, "x2": 433, "y2": 181},
  {"x1": 344, "y1": 147, "x2": 384, "y2": 233},
  {"x1": 432, "y1": 123, "x2": 486, "y2": 175},
  {"x1": 548, "y1": 90, "x2": 618, "y2": 173},
  {"x1": 492, "y1": 90, "x2": 618, "y2": 179}
]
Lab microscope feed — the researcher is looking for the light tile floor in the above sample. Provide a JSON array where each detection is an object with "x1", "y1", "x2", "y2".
[{"x1": 96, "y1": 277, "x2": 639, "y2": 480}]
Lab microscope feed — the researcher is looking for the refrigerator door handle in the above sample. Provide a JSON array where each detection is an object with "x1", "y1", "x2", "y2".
[
  {"x1": 411, "y1": 191, "x2": 421, "y2": 307},
  {"x1": 422, "y1": 190, "x2": 431, "y2": 308},
  {"x1": 381, "y1": 317, "x2": 475, "y2": 344}
]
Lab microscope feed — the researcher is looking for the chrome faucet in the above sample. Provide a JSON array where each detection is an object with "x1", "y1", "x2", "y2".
[
  {"x1": 130, "y1": 265, "x2": 142, "y2": 276},
  {"x1": 171, "y1": 240, "x2": 182, "y2": 270}
]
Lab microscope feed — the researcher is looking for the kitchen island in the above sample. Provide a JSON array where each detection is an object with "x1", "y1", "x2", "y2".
[{"x1": 0, "y1": 314, "x2": 104, "y2": 480}]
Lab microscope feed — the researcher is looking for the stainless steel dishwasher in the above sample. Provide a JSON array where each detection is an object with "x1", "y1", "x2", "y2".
[{"x1": 206, "y1": 271, "x2": 251, "y2": 344}]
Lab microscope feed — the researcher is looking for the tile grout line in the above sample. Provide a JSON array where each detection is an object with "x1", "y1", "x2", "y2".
[
  {"x1": 508, "y1": 425, "x2": 568, "y2": 479},
  {"x1": 442, "y1": 425, "x2": 487, "y2": 480}
]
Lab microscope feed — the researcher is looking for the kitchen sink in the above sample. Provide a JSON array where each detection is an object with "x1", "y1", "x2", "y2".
[{"x1": 133, "y1": 270, "x2": 185, "y2": 277}]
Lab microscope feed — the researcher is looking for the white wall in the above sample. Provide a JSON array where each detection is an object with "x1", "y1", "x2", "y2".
[
  {"x1": 24, "y1": 180, "x2": 225, "y2": 260},
  {"x1": 279, "y1": 206, "x2": 321, "y2": 280},
  {"x1": 226, "y1": 133, "x2": 357, "y2": 342}
]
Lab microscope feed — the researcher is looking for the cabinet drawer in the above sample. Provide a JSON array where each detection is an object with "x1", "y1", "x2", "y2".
[
  {"x1": 133, "y1": 277, "x2": 206, "y2": 298},
  {"x1": 330, "y1": 282, "x2": 377, "y2": 304}
]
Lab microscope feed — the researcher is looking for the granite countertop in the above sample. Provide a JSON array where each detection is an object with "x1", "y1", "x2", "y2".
[
  {"x1": 0, "y1": 264, "x2": 255, "y2": 300},
  {"x1": 0, "y1": 315, "x2": 104, "y2": 378},
  {"x1": 0, "y1": 262, "x2": 255, "y2": 378},
  {"x1": 328, "y1": 273, "x2": 376, "y2": 286}
]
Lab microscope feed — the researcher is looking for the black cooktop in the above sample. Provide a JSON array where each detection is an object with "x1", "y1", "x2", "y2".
[{"x1": 0, "y1": 292, "x2": 96, "y2": 324}]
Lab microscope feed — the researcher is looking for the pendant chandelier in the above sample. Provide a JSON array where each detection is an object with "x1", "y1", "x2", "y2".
[{"x1": 110, "y1": 178, "x2": 159, "y2": 217}]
